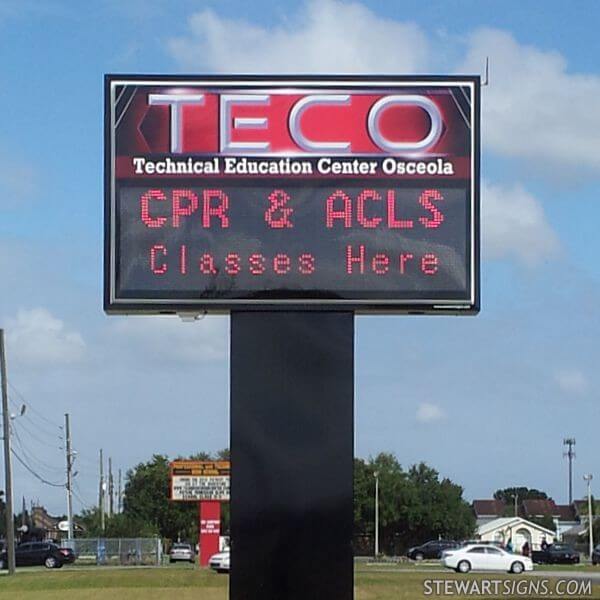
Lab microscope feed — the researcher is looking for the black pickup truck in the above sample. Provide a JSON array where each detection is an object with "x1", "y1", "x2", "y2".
[{"x1": 532, "y1": 543, "x2": 580, "y2": 565}]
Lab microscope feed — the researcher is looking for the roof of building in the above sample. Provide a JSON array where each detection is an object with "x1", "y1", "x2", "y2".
[
  {"x1": 561, "y1": 523, "x2": 588, "y2": 537},
  {"x1": 477, "y1": 517, "x2": 555, "y2": 537},
  {"x1": 473, "y1": 499, "x2": 506, "y2": 517},
  {"x1": 555, "y1": 504, "x2": 577, "y2": 521},
  {"x1": 522, "y1": 499, "x2": 559, "y2": 517}
]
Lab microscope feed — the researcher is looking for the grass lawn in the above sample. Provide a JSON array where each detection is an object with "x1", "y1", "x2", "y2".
[{"x1": 0, "y1": 565, "x2": 598, "y2": 599}]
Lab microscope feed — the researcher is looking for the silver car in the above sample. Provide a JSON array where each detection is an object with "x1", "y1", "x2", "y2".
[
  {"x1": 209, "y1": 550, "x2": 230, "y2": 573},
  {"x1": 169, "y1": 543, "x2": 194, "y2": 563}
]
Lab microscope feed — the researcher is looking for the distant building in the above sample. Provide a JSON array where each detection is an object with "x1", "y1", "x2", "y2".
[
  {"x1": 473, "y1": 500, "x2": 506, "y2": 526},
  {"x1": 31, "y1": 506, "x2": 63, "y2": 540},
  {"x1": 30, "y1": 506, "x2": 84, "y2": 540},
  {"x1": 477, "y1": 517, "x2": 556, "y2": 552},
  {"x1": 521, "y1": 499, "x2": 578, "y2": 539}
]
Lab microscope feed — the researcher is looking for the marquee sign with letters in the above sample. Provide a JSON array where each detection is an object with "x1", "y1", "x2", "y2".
[
  {"x1": 170, "y1": 460, "x2": 231, "y2": 502},
  {"x1": 104, "y1": 75, "x2": 479, "y2": 314}
]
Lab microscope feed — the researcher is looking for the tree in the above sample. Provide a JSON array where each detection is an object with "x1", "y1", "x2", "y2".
[
  {"x1": 122, "y1": 454, "x2": 197, "y2": 541},
  {"x1": 353, "y1": 454, "x2": 475, "y2": 554},
  {"x1": 528, "y1": 515, "x2": 556, "y2": 532},
  {"x1": 406, "y1": 463, "x2": 475, "y2": 544},
  {"x1": 77, "y1": 507, "x2": 158, "y2": 538},
  {"x1": 494, "y1": 487, "x2": 548, "y2": 504},
  {"x1": 121, "y1": 450, "x2": 231, "y2": 541}
]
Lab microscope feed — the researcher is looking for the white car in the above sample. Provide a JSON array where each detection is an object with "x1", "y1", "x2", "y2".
[
  {"x1": 442, "y1": 544, "x2": 533, "y2": 574},
  {"x1": 169, "y1": 543, "x2": 194, "y2": 563},
  {"x1": 209, "y1": 550, "x2": 230, "y2": 573}
]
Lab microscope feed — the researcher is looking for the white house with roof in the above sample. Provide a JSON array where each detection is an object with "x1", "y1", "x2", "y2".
[{"x1": 477, "y1": 517, "x2": 555, "y2": 553}]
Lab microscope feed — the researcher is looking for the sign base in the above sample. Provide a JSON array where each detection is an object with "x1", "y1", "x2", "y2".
[
  {"x1": 199, "y1": 501, "x2": 221, "y2": 566},
  {"x1": 231, "y1": 311, "x2": 354, "y2": 600}
]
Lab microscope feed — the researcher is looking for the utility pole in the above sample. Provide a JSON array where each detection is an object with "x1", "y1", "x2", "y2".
[
  {"x1": 108, "y1": 457, "x2": 114, "y2": 517},
  {"x1": 99, "y1": 449, "x2": 105, "y2": 532},
  {"x1": 564, "y1": 438, "x2": 576, "y2": 505},
  {"x1": 373, "y1": 471, "x2": 379, "y2": 558},
  {"x1": 65, "y1": 413, "x2": 74, "y2": 540},
  {"x1": 584, "y1": 474, "x2": 594, "y2": 563},
  {"x1": 0, "y1": 329, "x2": 16, "y2": 575},
  {"x1": 512, "y1": 493, "x2": 519, "y2": 517},
  {"x1": 117, "y1": 469, "x2": 122, "y2": 513}
]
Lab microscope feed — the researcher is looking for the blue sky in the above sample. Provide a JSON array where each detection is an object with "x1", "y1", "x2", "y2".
[{"x1": 1, "y1": 0, "x2": 599, "y2": 516}]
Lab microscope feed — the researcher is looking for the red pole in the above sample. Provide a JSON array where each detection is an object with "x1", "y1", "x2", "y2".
[{"x1": 199, "y1": 500, "x2": 221, "y2": 566}]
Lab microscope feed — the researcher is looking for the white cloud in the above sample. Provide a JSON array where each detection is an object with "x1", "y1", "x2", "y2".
[
  {"x1": 461, "y1": 28, "x2": 600, "y2": 171},
  {"x1": 483, "y1": 181, "x2": 560, "y2": 267},
  {"x1": 416, "y1": 402, "x2": 445, "y2": 423},
  {"x1": 169, "y1": 4, "x2": 600, "y2": 174},
  {"x1": 555, "y1": 369, "x2": 588, "y2": 395},
  {"x1": 168, "y1": 0, "x2": 429, "y2": 73},
  {"x1": 109, "y1": 315, "x2": 228, "y2": 364},
  {"x1": 4, "y1": 308, "x2": 85, "y2": 366}
]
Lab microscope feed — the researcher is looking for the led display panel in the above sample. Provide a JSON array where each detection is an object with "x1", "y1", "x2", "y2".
[{"x1": 105, "y1": 76, "x2": 479, "y2": 314}]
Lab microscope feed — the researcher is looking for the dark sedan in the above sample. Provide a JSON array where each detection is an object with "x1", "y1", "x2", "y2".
[
  {"x1": 407, "y1": 540, "x2": 459, "y2": 561},
  {"x1": 593, "y1": 545, "x2": 599, "y2": 566},
  {"x1": 532, "y1": 543, "x2": 580, "y2": 565},
  {"x1": 0, "y1": 542, "x2": 68, "y2": 569}
]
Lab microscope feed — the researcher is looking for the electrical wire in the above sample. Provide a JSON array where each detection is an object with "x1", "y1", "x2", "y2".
[
  {"x1": 11, "y1": 448, "x2": 65, "y2": 488},
  {"x1": 5, "y1": 393, "x2": 63, "y2": 442},
  {"x1": 8, "y1": 415, "x2": 61, "y2": 450},
  {"x1": 72, "y1": 481, "x2": 94, "y2": 512},
  {"x1": 7, "y1": 381, "x2": 62, "y2": 429},
  {"x1": 11, "y1": 423, "x2": 64, "y2": 474}
]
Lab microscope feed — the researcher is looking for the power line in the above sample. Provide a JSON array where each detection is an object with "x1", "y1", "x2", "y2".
[
  {"x1": 11, "y1": 448, "x2": 65, "y2": 488},
  {"x1": 11, "y1": 423, "x2": 64, "y2": 474},
  {"x1": 73, "y1": 480, "x2": 94, "y2": 512},
  {"x1": 7, "y1": 381, "x2": 62, "y2": 429},
  {"x1": 6, "y1": 394, "x2": 63, "y2": 440},
  {"x1": 10, "y1": 414, "x2": 61, "y2": 450},
  {"x1": 6, "y1": 390, "x2": 62, "y2": 439}
]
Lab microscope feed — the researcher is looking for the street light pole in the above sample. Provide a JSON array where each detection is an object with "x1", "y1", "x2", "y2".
[
  {"x1": 0, "y1": 330, "x2": 15, "y2": 575},
  {"x1": 374, "y1": 471, "x2": 379, "y2": 558},
  {"x1": 584, "y1": 474, "x2": 594, "y2": 563}
]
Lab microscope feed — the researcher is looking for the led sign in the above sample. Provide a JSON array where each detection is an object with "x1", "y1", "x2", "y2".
[{"x1": 105, "y1": 75, "x2": 479, "y2": 314}]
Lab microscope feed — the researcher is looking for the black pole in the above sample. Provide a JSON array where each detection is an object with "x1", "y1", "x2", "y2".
[
  {"x1": 0, "y1": 330, "x2": 16, "y2": 574},
  {"x1": 230, "y1": 311, "x2": 354, "y2": 600}
]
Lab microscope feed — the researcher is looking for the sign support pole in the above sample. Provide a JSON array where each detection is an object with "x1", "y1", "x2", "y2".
[{"x1": 230, "y1": 311, "x2": 354, "y2": 600}]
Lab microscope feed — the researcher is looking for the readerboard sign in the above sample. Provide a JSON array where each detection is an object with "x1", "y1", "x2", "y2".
[
  {"x1": 170, "y1": 460, "x2": 230, "y2": 502},
  {"x1": 105, "y1": 75, "x2": 479, "y2": 314}
]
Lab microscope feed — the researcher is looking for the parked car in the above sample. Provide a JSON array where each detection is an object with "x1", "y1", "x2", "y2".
[
  {"x1": 209, "y1": 550, "x2": 230, "y2": 573},
  {"x1": 591, "y1": 545, "x2": 599, "y2": 566},
  {"x1": 58, "y1": 546, "x2": 76, "y2": 564},
  {"x1": 442, "y1": 544, "x2": 533, "y2": 574},
  {"x1": 0, "y1": 542, "x2": 68, "y2": 569},
  {"x1": 407, "y1": 540, "x2": 459, "y2": 561},
  {"x1": 169, "y1": 543, "x2": 195, "y2": 563},
  {"x1": 532, "y1": 543, "x2": 580, "y2": 565}
]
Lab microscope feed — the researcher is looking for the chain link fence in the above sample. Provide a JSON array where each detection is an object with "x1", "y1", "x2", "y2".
[{"x1": 61, "y1": 538, "x2": 163, "y2": 566}]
